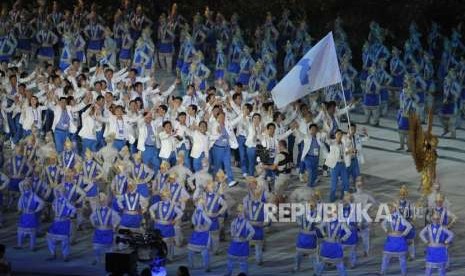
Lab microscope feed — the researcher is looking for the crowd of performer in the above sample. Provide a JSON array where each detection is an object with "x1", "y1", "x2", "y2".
[{"x1": 0, "y1": 0, "x2": 462, "y2": 275}]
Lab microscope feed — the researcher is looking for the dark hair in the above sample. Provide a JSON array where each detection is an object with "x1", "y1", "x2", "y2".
[
  {"x1": 244, "y1": 103, "x2": 253, "y2": 113},
  {"x1": 177, "y1": 265, "x2": 190, "y2": 276},
  {"x1": 188, "y1": 104, "x2": 198, "y2": 113},
  {"x1": 186, "y1": 84, "x2": 195, "y2": 90},
  {"x1": 279, "y1": 139, "x2": 287, "y2": 148},
  {"x1": 72, "y1": 58, "x2": 80, "y2": 63},
  {"x1": 309, "y1": 123, "x2": 318, "y2": 130},
  {"x1": 235, "y1": 82, "x2": 243, "y2": 88},
  {"x1": 267, "y1": 122, "x2": 276, "y2": 129},
  {"x1": 159, "y1": 105, "x2": 168, "y2": 112},
  {"x1": 335, "y1": 129, "x2": 343, "y2": 135},
  {"x1": 162, "y1": 121, "x2": 172, "y2": 128},
  {"x1": 96, "y1": 95, "x2": 105, "y2": 101},
  {"x1": 326, "y1": 101, "x2": 337, "y2": 109},
  {"x1": 349, "y1": 123, "x2": 357, "y2": 129},
  {"x1": 252, "y1": 113, "x2": 261, "y2": 119},
  {"x1": 232, "y1": 92, "x2": 242, "y2": 101},
  {"x1": 178, "y1": 112, "x2": 187, "y2": 118},
  {"x1": 199, "y1": 121, "x2": 208, "y2": 128}
]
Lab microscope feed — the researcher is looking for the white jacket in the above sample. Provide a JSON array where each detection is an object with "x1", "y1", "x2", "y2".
[
  {"x1": 209, "y1": 116, "x2": 241, "y2": 149},
  {"x1": 324, "y1": 140, "x2": 351, "y2": 168},
  {"x1": 49, "y1": 102, "x2": 86, "y2": 133},
  {"x1": 343, "y1": 133, "x2": 369, "y2": 165},
  {"x1": 99, "y1": 113, "x2": 140, "y2": 144},
  {"x1": 137, "y1": 120, "x2": 157, "y2": 152},
  {"x1": 19, "y1": 106, "x2": 48, "y2": 131},
  {"x1": 244, "y1": 123, "x2": 263, "y2": 148},
  {"x1": 301, "y1": 132, "x2": 328, "y2": 161},
  {"x1": 78, "y1": 108, "x2": 97, "y2": 140},
  {"x1": 187, "y1": 129, "x2": 210, "y2": 159},
  {"x1": 158, "y1": 131, "x2": 177, "y2": 158}
]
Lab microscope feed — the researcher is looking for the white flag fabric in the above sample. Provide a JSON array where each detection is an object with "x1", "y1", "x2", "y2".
[{"x1": 271, "y1": 32, "x2": 342, "y2": 108}]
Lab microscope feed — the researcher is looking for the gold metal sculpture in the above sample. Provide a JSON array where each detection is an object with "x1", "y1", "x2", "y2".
[{"x1": 408, "y1": 108, "x2": 438, "y2": 196}]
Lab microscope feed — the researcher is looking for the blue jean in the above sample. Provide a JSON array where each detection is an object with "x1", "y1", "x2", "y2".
[
  {"x1": 95, "y1": 130, "x2": 105, "y2": 150},
  {"x1": 112, "y1": 139, "x2": 126, "y2": 151},
  {"x1": 288, "y1": 135, "x2": 295, "y2": 161},
  {"x1": 12, "y1": 114, "x2": 23, "y2": 144},
  {"x1": 330, "y1": 162, "x2": 349, "y2": 202},
  {"x1": 177, "y1": 144, "x2": 192, "y2": 170},
  {"x1": 142, "y1": 145, "x2": 160, "y2": 173},
  {"x1": 192, "y1": 152, "x2": 205, "y2": 172},
  {"x1": 297, "y1": 142, "x2": 305, "y2": 173},
  {"x1": 348, "y1": 157, "x2": 360, "y2": 185},
  {"x1": 212, "y1": 145, "x2": 234, "y2": 182},
  {"x1": 162, "y1": 151, "x2": 177, "y2": 167},
  {"x1": 246, "y1": 146, "x2": 256, "y2": 176},
  {"x1": 54, "y1": 129, "x2": 70, "y2": 153},
  {"x1": 304, "y1": 155, "x2": 319, "y2": 187},
  {"x1": 237, "y1": 135, "x2": 247, "y2": 174},
  {"x1": 81, "y1": 138, "x2": 97, "y2": 155}
]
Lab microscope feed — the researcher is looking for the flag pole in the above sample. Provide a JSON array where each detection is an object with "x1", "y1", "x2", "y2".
[{"x1": 338, "y1": 80, "x2": 352, "y2": 130}]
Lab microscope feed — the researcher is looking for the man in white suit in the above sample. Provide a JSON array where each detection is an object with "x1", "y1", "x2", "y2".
[
  {"x1": 344, "y1": 123, "x2": 369, "y2": 188},
  {"x1": 158, "y1": 121, "x2": 178, "y2": 166},
  {"x1": 324, "y1": 129, "x2": 351, "y2": 202},
  {"x1": 301, "y1": 124, "x2": 328, "y2": 188},
  {"x1": 209, "y1": 111, "x2": 241, "y2": 187},
  {"x1": 137, "y1": 111, "x2": 159, "y2": 173}
]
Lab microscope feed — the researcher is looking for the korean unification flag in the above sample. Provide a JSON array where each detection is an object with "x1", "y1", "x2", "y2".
[{"x1": 271, "y1": 32, "x2": 342, "y2": 108}]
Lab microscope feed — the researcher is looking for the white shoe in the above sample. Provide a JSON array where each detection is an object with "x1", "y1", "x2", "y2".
[
  {"x1": 323, "y1": 170, "x2": 329, "y2": 177},
  {"x1": 228, "y1": 181, "x2": 238, "y2": 187},
  {"x1": 242, "y1": 173, "x2": 248, "y2": 178},
  {"x1": 299, "y1": 174, "x2": 304, "y2": 183}
]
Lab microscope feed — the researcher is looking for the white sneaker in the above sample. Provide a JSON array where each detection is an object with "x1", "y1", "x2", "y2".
[
  {"x1": 323, "y1": 170, "x2": 329, "y2": 177},
  {"x1": 228, "y1": 181, "x2": 238, "y2": 187}
]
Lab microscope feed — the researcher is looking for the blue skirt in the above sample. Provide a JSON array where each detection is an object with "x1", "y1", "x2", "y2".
[
  {"x1": 296, "y1": 233, "x2": 317, "y2": 250},
  {"x1": 380, "y1": 89, "x2": 389, "y2": 102},
  {"x1": 17, "y1": 39, "x2": 31, "y2": 51},
  {"x1": 209, "y1": 217, "x2": 219, "y2": 231},
  {"x1": 228, "y1": 62, "x2": 240, "y2": 74},
  {"x1": 441, "y1": 103, "x2": 455, "y2": 115},
  {"x1": 228, "y1": 241, "x2": 249, "y2": 257},
  {"x1": 37, "y1": 47, "x2": 54, "y2": 58},
  {"x1": 48, "y1": 220, "x2": 71, "y2": 236},
  {"x1": 320, "y1": 241, "x2": 343, "y2": 259},
  {"x1": 252, "y1": 226, "x2": 264, "y2": 241},
  {"x1": 88, "y1": 40, "x2": 103, "y2": 51},
  {"x1": 392, "y1": 75, "x2": 404, "y2": 88},
  {"x1": 181, "y1": 62, "x2": 191, "y2": 74},
  {"x1": 397, "y1": 114, "x2": 409, "y2": 131},
  {"x1": 121, "y1": 213, "x2": 142, "y2": 229},
  {"x1": 426, "y1": 246, "x2": 448, "y2": 264},
  {"x1": 417, "y1": 92, "x2": 425, "y2": 104},
  {"x1": 93, "y1": 229, "x2": 113, "y2": 245},
  {"x1": 189, "y1": 231, "x2": 210, "y2": 247},
  {"x1": 119, "y1": 48, "x2": 131, "y2": 60},
  {"x1": 19, "y1": 213, "x2": 39, "y2": 228},
  {"x1": 176, "y1": 59, "x2": 183, "y2": 70},
  {"x1": 0, "y1": 55, "x2": 10, "y2": 62},
  {"x1": 9, "y1": 178, "x2": 22, "y2": 192},
  {"x1": 154, "y1": 223, "x2": 175, "y2": 238},
  {"x1": 384, "y1": 235, "x2": 407, "y2": 253},
  {"x1": 158, "y1": 43, "x2": 174, "y2": 53},
  {"x1": 136, "y1": 183, "x2": 149, "y2": 198},
  {"x1": 215, "y1": 69, "x2": 225, "y2": 80},
  {"x1": 75, "y1": 51, "x2": 85, "y2": 62},
  {"x1": 364, "y1": 94, "x2": 380, "y2": 107},
  {"x1": 238, "y1": 73, "x2": 251, "y2": 85}
]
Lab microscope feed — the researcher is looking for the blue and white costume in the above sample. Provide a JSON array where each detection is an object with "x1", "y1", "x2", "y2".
[
  {"x1": 380, "y1": 210, "x2": 412, "y2": 276},
  {"x1": 187, "y1": 205, "x2": 212, "y2": 270},
  {"x1": 243, "y1": 189, "x2": 267, "y2": 264},
  {"x1": 316, "y1": 218, "x2": 351, "y2": 276},
  {"x1": 47, "y1": 193, "x2": 76, "y2": 260},
  {"x1": 419, "y1": 222, "x2": 454, "y2": 276},
  {"x1": 294, "y1": 207, "x2": 322, "y2": 272},
  {"x1": 225, "y1": 214, "x2": 255, "y2": 276},
  {"x1": 118, "y1": 190, "x2": 146, "y2": 231},
  {"x1": 17, "y1": 182, "x2": 44, "y2": 250},
  {"x1": 90, "y1": 204, "x2": 121, "y2": 263},
  {"x1": 36, "y1": 28, "x2": 59, "y2": 62}
]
